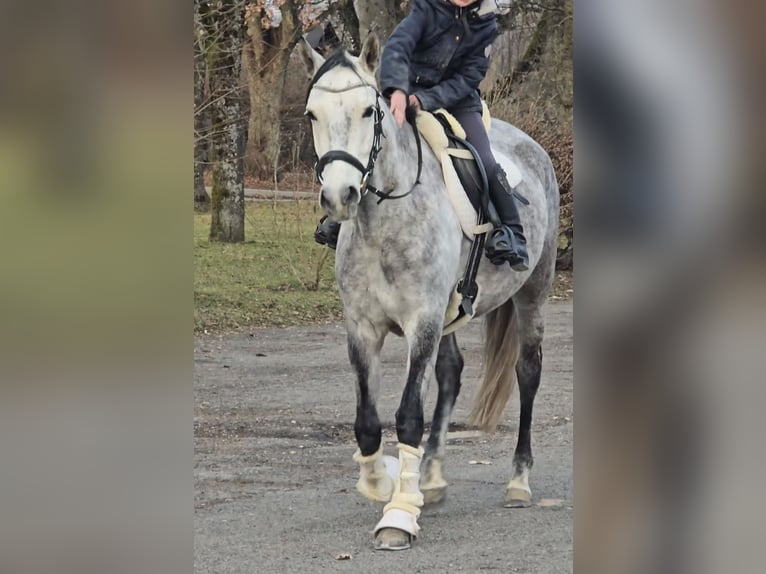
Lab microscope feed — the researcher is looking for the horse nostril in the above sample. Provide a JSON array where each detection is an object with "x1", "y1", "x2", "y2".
[{"x1": 342, "y1": 186, "x2": 358, "y2": 206}]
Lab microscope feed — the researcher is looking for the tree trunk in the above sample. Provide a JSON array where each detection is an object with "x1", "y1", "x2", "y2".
[
  {"x1": 552, "y1": 0, "x2": 573, "y2": 269},
  {"x1": 555, "y1": 0, "x2": 573, "y2": 118},
  {"x1": 198, "y1": 0, "x2": 247, "y2": 243},
  {"x1": 193, "y1": 4, "x2": 210, "y2": 212},
  {"x1": 353, "y1": 0, "x2": 406, "y2": 44},
  {"x1": 335, "y1": 0, "x2": 361, "y2": 53},
  {"x1": 243, "y1": 2, "x2": 299, "y2": 181}
]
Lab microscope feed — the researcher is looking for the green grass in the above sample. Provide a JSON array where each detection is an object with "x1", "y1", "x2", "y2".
[
  {"x1": 194, "y1": 200, "x2": 342, "y2": 332},
  {"x1": 195, "y1": 200, "x2": 574, "y2": 333}
]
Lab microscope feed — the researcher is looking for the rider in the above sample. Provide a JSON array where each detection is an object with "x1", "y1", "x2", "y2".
[{"x1": 315, "y1": 0, "x2": 528, "y2": 271}]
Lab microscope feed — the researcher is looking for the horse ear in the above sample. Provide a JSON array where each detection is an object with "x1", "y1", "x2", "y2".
[
  {"x1": 359, "y1": 33, "x2": 380, "y2": 76},
  {"x1": 298, "y1": 39, "x2": 325, "y2": 79}
]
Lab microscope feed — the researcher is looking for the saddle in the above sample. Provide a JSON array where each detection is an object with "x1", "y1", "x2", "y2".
[
  {"x1": 414, "y1": 103, "x2": 526, "y2": 240},
  {"x1": 415, "y1": 104, "x2": 526, "y2": 334},
  {"x1": 432, "y1": 108, "x2": 498, "y2": 226}
]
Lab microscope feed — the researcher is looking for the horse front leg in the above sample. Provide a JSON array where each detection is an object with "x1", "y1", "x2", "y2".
[
  {"x1": 347, "y1": 320, "x2": 396, "y2": 502},
  {"x1": 374, "y1": 317, "x2": 442, "y2": 551}
]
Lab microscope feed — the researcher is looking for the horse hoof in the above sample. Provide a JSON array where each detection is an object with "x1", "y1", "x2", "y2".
[
  {"x1": 374, "y1": 528, "x2": 412, "y2": 551},
  {"x1": 504, "y1": 487, "x2": 532, "y2": 508},
  {"x1": 422, "y1": 485, "x2": 447, "y2": 506}
]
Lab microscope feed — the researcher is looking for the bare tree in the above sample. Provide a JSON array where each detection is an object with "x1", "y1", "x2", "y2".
[
  {"x1": 194, "y1": 2, "x2": 211, "y2": 212},
  {"x1": 243, "y1": 1, "x2": 302, "y2": 180},
  {"x1": 353, "y1": 0, "x2": 406, "y2": 45},
  {"x1": 334, "y1": 0, "x2": 360, "y2": 52},
  {"x1": 197, "y1": 0, "x2": 247, "y2": 242}
]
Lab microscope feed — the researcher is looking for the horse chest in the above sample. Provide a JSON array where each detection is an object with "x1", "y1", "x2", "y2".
[{"x1": 337, "y1": 247, "x2": 437, "y2": 322}]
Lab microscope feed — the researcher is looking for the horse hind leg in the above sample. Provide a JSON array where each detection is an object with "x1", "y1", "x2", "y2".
[
  {"x1": 374, "y1": 317, "x2": 441, "y2": 551},
  {"x1": 421, "y1": 333, "x2": 463, "y2": 505},
  {"x1": 505, "y1": 304, "x2": 544, "y2": 508}
]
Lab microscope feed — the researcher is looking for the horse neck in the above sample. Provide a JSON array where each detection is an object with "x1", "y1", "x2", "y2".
[
  {"x1": 379, "y1": 111, "x2": 419, "y2": 190},
  {"x1": 356, "y1": 110, "x2": 422, "y2": 227}
]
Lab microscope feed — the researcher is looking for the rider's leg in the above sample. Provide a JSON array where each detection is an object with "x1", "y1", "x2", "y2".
[{"x1": 451, "y1": 110, "x2": 529, "y2": 271}]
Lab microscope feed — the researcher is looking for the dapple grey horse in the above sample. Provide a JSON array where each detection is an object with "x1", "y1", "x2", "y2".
[{"x1": 300, "y1": 34, "x2": 559, "y2": 550}]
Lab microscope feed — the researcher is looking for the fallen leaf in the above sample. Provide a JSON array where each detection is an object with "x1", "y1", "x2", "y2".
[
  {"x1": 468, "y1": 460, "x2": 492, "y2": 465},
  {"x1": 335, "y1": 553, "x2": 352, "y2": 560},
  {"x1": 537, "y1": 498, "x2": 565, "y2": 508}
]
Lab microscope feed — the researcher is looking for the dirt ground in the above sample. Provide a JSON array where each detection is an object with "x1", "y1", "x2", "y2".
[{"x1": 194, "y1": 300, "x2": 572, "y2": 573}]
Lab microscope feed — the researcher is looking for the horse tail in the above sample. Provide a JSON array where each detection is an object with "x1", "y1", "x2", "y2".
[{"x1": 469, "y1": 298, "x2": 520, "y2": 433}]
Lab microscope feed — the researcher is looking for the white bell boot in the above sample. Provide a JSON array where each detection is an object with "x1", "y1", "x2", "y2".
[{"x1": 353, "y1": 446, "x2": 399, "y2": 502}]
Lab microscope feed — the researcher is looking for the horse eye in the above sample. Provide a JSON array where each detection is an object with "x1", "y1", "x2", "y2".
[
  {"x1": 304, "y1": 110, "x2": 317, "y2": 121},
  {"x1": 362, "y1": 107, "x2": 374, "y2": 118}
]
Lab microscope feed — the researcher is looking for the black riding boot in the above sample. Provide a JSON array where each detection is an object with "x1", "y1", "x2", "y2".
[
  {"x1": 314, "y1": 215, "x2": 341, "y2": 249},
  {"x1": 485, "y1": 167, "x2": 529, "y2": 271}
]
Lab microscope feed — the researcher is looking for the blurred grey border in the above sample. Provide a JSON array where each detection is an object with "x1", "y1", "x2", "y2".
[
  {"x1": 576, "y1": 0, "x2": 764, "y2": 572},
  {"x1": 0, "y1": 0, "x2": 764, "y2": 573}
]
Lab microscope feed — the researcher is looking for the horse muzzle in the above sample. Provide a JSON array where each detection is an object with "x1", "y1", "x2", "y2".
[{"x1": 319, "y1": 184, "x2": 360, "y2": 221}]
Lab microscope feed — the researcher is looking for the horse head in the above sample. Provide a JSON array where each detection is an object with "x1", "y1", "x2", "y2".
[{"x1": 300, "y1": 34, "x2": 383, "y2": 221}]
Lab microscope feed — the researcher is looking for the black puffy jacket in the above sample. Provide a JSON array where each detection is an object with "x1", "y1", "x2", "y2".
[{"x1": 380, "y1": 0, "x2": 498, "y2": 113}]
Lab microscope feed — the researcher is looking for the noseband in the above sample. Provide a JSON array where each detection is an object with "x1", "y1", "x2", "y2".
[{"x1": 309, "y1": 82, "x2": 422, "y2": 204}]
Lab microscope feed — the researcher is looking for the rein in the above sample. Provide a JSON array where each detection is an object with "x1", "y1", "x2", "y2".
[{"x1": 310, "y1": 80, "x2": 423, "y2": 204}]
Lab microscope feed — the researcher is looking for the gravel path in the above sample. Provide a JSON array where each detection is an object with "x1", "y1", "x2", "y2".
[{"x1": 195, "y1": 301, "x2": 572, "y2": 573}]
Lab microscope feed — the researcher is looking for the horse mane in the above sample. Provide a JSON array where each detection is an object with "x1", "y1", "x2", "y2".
[{"x1": 306, "y1": 49, "x2": 356, "y2": 101}]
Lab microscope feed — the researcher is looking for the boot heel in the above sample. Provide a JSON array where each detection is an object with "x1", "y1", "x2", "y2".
[
  {"x1": 314, "y1": 216, "x2": 340, "y2": 249},
  {"x1": 510, "y1": 259, "x2": 529, "y2": 272}
]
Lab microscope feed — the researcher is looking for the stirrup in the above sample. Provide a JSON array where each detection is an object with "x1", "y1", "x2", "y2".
[
  {"x1": 485, "y1": 227, "x2": 529, "y2": 271},
  {"x1": 314, "y1": 216, "x2": 340, "y2": 250}
]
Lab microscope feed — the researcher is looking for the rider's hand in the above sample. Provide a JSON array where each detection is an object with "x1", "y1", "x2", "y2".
[
  {"x1": 408, "y1": 94, "x2": 421, "y2": 111},
  {"x1": 389, "y1": 89, "x2": 407, "y2": 128}
]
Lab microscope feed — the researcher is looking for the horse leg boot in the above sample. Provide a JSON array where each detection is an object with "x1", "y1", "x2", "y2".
[
  {"x1": 353, "y1": 447, "x2": 398, "y2": 502},
  {"x1": 314, "y1": 216, "x2": 341, "y2": 249},
  {"x1": 374, "y1": 443, "x2": 425, "y2": 550},
  {"x1": 485, "y1": 167, "x2": 529, "y2": 271}
]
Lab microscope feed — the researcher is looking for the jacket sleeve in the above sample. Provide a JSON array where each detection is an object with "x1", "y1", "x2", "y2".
[
  {"x1": 413, "y1": 51, "x2": 489, "y2": 111},
  {"x1": 379, "y1": 0, "x2": 429, "y2": 97}
]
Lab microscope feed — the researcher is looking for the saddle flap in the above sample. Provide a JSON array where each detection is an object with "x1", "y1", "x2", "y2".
[
  {"x1": 414, "y1": 108, "x2": 527, "y2": 239},
  {"x1": 444, "y1": 135, "x2": 485, "y2": 216}
]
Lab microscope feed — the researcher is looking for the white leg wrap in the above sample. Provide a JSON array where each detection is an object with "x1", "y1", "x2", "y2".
[
  {"x1": 353, "y1": 447, "x2": 398, "y2": 502},
  {"x1": 374, "y1": 443, "x2": 425, "y2": 538}
]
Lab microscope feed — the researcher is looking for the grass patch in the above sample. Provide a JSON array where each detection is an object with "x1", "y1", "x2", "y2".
[
  {"x1": 195, "y1": 200, "x2": 342, "y2": 332},
  {"x1": 195, "y1": 199, "x2": 573, "y2": 333}
]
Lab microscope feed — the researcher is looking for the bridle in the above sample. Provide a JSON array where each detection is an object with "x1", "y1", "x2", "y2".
[{"x1": 308, "y1": 81, "x2": 423, "y2": 204}]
